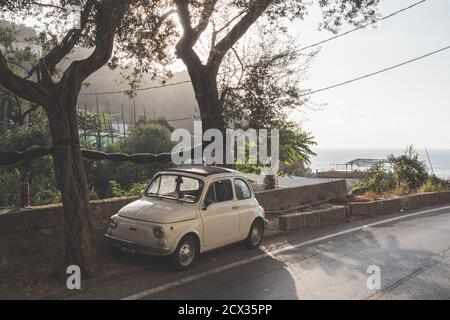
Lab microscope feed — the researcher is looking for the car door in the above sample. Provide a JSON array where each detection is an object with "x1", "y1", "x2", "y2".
[
  {"x1": 233, "y1": 178, "x2": 257, "y2": 239},
  {"x1": 201, "y1": 179, "x2": 240, "y2": 249}
]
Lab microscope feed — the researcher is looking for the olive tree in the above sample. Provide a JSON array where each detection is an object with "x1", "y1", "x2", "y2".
[
  {"x1": 0, "y1": 0, "x2": 175, "y2": 274},
  {"x1": 169, "y1": 0, "x2": 380, "y2": 133}
]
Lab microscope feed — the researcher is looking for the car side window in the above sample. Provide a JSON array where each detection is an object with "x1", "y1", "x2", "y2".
[
  {"x1": 234, "y1": 178, "x2": 252, "y2": 200},
  {"x1": 205, "y1": 183, "x2": 216, "y2": 203},
  {"x1": 146, "y1": 176, "x2": 161, "y2": 194},
  {"x1": 206, "y1": 180, "x2": 233, "y2": 204}
]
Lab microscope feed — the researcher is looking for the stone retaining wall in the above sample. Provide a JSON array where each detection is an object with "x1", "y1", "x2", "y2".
[
  {"x1": 279, "y1": 206, "x2": 348, "y2": 231},
  {"x1": 348, "y1": 191, "x2": 450, "y2": 217},
  {"x1": 255, "y1": 180, "x2": 347, "y2": 213},
  {"x1": 279, "y1": 191, "x2": 450, "y2": 233},
  {"x1": 0, "y1": 196, "x2": 139, "y2": 236}
]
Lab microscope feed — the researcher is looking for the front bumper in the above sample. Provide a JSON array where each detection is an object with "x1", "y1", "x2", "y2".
[{"x1": 104, "y1": 234, "x2": 171, "y2": 256}]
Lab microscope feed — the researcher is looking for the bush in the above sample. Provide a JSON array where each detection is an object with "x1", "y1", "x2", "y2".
[
  {"x1": 263, "y1": 174, "x2": 278, "y2": 190},
  {"x1": 109, "y1": 180, "x2": 147, "y2": 197},
  {"x1": 419, "y1": 175, "x2": 449, "y2": 193},
  {"x1": 0, "y1": 169, "x2": 21, "y2": 207},
  {"x1": 388, "y1": 146, "x2": 428, "y2": 193},
  {"x1": 351, "y1": 145, "x2": 431, "y2": 196},
  {"x1": 350, "y1": 164, "x2": 396, "y2": 195}
]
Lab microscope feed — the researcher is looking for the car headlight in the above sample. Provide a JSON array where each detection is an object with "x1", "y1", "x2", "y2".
[
  {"x1": 153, "y1": 226, "x2": 164, "y2": 239},
  {"x1": 109, "y1": 217, "x2": 118, "y2": 229}
]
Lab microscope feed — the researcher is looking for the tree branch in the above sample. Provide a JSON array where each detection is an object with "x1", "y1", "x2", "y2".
[
  {"x1": 175, "y1": 0, "x2": 217, "y2": 51},
  {"x1": 207, "y1": 0, "x2": 272, "y2": 70},
  {"x1": 0, "y1": 52, "x2": 48, "y2": 106},
  {"x1": 29, "y1": 0, "x2": 95, "y2": 79},
  {"x1": 63, "y1": 0, "x2": 130, "y2": 89}
]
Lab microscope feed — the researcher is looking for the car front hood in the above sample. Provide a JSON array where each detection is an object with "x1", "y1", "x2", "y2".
[{"x1": 118, "y1": 198, "x2": 197, "y2": 224}]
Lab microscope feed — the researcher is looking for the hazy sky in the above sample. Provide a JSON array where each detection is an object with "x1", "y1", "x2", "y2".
[{"x1": 288, "y1": 0, "x2": 450, "y2": 149}]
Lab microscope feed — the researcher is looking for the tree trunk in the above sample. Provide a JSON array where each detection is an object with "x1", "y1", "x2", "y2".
[
  {"x1": 187, "y1": 65, "x2": 226, "y2": 134},
  {"x1": 188, "y1": 66, "x2": 233, "y2": 167},
  {"x1": 47, "y1": 97, "x2": 96, "y2": 275}
]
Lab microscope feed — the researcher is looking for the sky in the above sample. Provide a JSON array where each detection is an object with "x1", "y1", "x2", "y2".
[{"x1": 287, "y1": 0, "x2": 450, "y2": 149}]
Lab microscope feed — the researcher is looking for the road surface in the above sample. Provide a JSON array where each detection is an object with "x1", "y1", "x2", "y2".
[{"x1": 55, "y1": 205, "x2": 450, "y2": 300}]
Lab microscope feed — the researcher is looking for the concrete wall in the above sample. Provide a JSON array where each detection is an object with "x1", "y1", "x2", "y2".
[
  {"x1": 348, "y1": 191, "x2": 450, "y2": 218},
  {"x1": 279, "y1": 206, "x2": 348, "y2": 231},
  {"x1": 0, "y1": 196, "x2": 138, "y2": 236},
  {"x1": 278, "y1": 191, "x2": 450, "y2": 232},
  {"x1": 255, "y1": 180, "x2": 347, "y2": 213},
  {"x1": 0, "y1": 197, "x2": 138, "y2": 267}
]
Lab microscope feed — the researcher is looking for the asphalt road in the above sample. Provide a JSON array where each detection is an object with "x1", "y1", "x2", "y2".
[
  {"x1": 127, "y1": 206, "x2": 450, "y2": 300},
  {"x1": 52, "y1": 205, "x2": 450, "y2": 300}
]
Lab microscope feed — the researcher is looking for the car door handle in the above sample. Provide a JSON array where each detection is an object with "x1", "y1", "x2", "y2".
[{"x1": 232, "y1": 205, "x2": 240, "y2": 210}]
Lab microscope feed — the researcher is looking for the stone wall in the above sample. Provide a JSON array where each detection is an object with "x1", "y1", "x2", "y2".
[
  {"x1": 0, "y1": 197, "x2": 138, "y2": 267},
  {"x1": 348, "y1": 191, "x2": 450, "y2": 218},
  {"x1": 278, "y1": 191, "x2": 450, "y2": 232},
  {"x1": 255, "y1": 180, "x2": 347, "y2": 213}
]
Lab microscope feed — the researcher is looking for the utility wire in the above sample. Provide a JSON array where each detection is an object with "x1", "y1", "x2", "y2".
[
  {"x1": 163, "y1": 45, "x2": 450, "y2": 122},
  {"x1": 299, "y1": 45, "x2": 450, "y2": 97},
  {"x1": 79, "y1": 0, "x2": 426, "y2": 97},
  {"x1": 79, "y1": 80, "x2": 192, "y2": 96},
  {"x1": 82, "y1": 45, "x2": 450, "y2": 123},
  {"x1": 295, "y1": 0, "x2": 427, "y2": 53}
]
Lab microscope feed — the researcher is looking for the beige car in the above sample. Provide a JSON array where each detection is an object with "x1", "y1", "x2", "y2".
[{"x1": 105, "y1": 166, "x2": 266, "y2": 270}]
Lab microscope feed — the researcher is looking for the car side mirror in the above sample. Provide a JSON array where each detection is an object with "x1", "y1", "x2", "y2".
[{"x1": 139, "y1": 189, "x2": 145, "y2": 197}]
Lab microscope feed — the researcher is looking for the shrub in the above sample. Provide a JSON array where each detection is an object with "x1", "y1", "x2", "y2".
[
  {"x1": 351, "y1": 145, "x2": 431, "y2": 196},
  {"x1": 263, "y1": 174, "x2": 278, "y2": 190},
  {"x1": 350, "y1": 163, "x2": 396, "y2": 195},
  {"x1": 388, "y1": 146, "x2": 428, "y2": 193},
  {"x1": 419, "y1": 175, "x2": 449, "y2": 193},
  {"x1": 0, "y1": 169, "x2": 21, "y2": 207},
  {"x1": 110, "y1": 180, "x2": 147, "y2": 197}
]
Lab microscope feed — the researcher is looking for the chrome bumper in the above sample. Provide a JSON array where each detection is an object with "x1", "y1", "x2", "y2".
[{"x1": 104, "y1": 234, "x2": 171, "y2": 256}]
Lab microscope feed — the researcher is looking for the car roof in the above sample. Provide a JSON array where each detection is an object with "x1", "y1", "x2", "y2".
[{"x1": 164, "y1": 166, "x2": 239, "y2": 177}]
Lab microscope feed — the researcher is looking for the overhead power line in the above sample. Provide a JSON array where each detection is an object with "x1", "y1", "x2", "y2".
[
  {"x1": 299, "y1": 45, "x2": 450, "y2": 97},
  {"x1": 86, "y1": 45, "x2": 449, "y2": 124},
  {"x1": 79, "y1": 0, "x2": 426, "y2": 97},
  {"x1": 295, "y1": 0, "x2": 427, "y2": 53},
  {"x1": 79, "y1": 80, "x2": 192, "y2": 96}
]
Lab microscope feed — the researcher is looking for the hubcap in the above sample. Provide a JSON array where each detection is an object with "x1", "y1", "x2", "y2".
[
  {"x1": 251, "y1": 225, "x2": 262, "y2": 245},
  {"x1": 179, "y1": 243, "x2": 194, "y2": 266}
]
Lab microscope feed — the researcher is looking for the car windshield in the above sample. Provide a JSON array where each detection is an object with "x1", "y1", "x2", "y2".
[{"x1": 145, "y1": 174, "x2": 204, "y2": 203}]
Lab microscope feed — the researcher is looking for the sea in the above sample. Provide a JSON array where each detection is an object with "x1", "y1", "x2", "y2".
[{"x1": 308, "y1": 148, "x2": 450, "y2": 180}]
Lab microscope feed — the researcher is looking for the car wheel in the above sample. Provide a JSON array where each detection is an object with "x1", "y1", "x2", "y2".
[
  {"x1": 245, "y1": 219, "x2": 264, "y2": 249},
  {"x1": 172, "y1": 235, "x2": 198, "y2": 270}
]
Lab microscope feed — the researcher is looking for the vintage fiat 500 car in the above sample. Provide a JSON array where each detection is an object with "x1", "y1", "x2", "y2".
[{"x1": 105, "y1": 166, "x2": 266, "y2": 270}]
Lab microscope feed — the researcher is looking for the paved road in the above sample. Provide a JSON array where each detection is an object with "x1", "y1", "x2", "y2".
[
  {"x1": 128, "y1": 206, "x2": 450, "y2": 300},
  {"x1": 55, "y1": 206, "x2": 450, "y2": 300}
]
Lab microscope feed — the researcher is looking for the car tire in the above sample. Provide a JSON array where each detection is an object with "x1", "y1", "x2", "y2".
[
  {"x1": 172, "y1": 235, "x2": 199, "y2": 271},
  {"x1": 245, "y1": 219, "x2": 264, "y2": 249}
]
